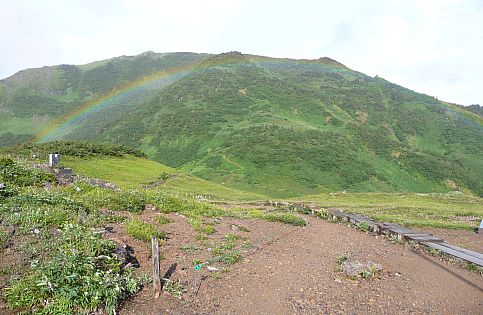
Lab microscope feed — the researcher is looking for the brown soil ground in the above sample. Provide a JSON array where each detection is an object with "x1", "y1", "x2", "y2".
[
  {"x1": 116, "y1": 208, "x2": 483, "y2": 315},
  {"x1": 1, "y1": 205, "x2": 481, "y2": 314}
]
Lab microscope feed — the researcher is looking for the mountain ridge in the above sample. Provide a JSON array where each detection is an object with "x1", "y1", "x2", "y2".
[{"x1": 1, "y1": 51, "x2": 481, "y2": 197}]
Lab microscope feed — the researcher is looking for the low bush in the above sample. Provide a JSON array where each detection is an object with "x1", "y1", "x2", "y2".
[
  {"x1": 0, "y1": 157, "x2": 56, "y2": 187},
  {"x1": 125, "y1": 219, "x2": 165, "y2": 242},
  {"x1": 83, "y1": 188, "x2": 146, "y2": 213},
  {"x1": 4, "y1": 224, "x2": 146, "y2": 315}
]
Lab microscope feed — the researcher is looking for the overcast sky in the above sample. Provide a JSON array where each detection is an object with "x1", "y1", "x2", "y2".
[{"x1": 1, "y1": 0, "x2": 482, "y2": 105}]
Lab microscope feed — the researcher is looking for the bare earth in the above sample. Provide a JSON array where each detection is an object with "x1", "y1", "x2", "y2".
[{"x1": 116, "y1": 209, "x2": 483, "y2": 315}]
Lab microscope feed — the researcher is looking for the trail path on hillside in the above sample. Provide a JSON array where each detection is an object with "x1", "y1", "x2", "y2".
[{"x1": 119, "y1": 213, "x2": 483, "y2": 314}]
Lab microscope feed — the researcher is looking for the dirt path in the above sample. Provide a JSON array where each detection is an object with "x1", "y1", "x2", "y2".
[{"x1": 118, "y1": 213, "x2": 482, "y2": 314}]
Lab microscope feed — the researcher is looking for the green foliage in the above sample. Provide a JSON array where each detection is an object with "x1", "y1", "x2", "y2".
[
  {"x1": 157, "y1": 214, "x2": 171, "y2": 225},
  {"x1": 298, "y1": 192, "x2": 482, "y2": 230},
  {"x1": 180, "y1": 243, "x2": 199, "y2": 254},
  {"x1": 124, "y1": 219, "x2": 165, "y2": 242},
  {"x1": 163, "y1": 280, "x2": 187, "y2": 298},
  {"x1": 336, "y1": 253, "x2": 349, "y2": 266},
  {"x1": 356, "y1": 221, "x2": 370, "y2": 232},
  {"x1": 0, "y1": 189, "x2": 89, "y2": 232},
  {"x1": 1, "y1": 52, "x2": 482, "y2": 197},
  {"x1": 4, "y1": 224, "x2": 144, "y2": 315},
  {"x1": 11, "y1": 140, "x2": 146, "y2": 158},
  {"x1": 0, "y1": 157, "x2": 56, "y2": 187},
  {"x1": 82, "y1": 188, "x2": 146, "y2": 213},
  {"x1": 236, "y1": 208, "x2": 306, "y2": 226}
]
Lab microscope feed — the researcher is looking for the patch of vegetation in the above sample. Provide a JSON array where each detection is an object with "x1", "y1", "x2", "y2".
[
  {"x1": 217, "y1": 251, "x2": 243, "y2": 265},
  {"x1": 465, "y1": 263, "x2": 483, "y2": 275},
  {"x1": 125, "y1": 219, "x2": 165, "y2": 242},
  {"x1": 0, "y1": 157, "x2": 56, "y2": 187},
  {"x1": 157, "y1": 214, "x2": 172, "y2": 225},
  {"x1": 234, "y1": 208, "x2": 306, "y2": 226},
  {"x1": 356, "y1": 221, "x2": 370, "y2": 232},
  {"x1": 335, "y1": 253, "x2": 349, "y2": 272},
  {"x1": 336, "y1": 254, "x2": 382, "y2": 279},
  {"x1": 80, "y1": 187, "x2": 146, "y2": 213},
  {"x1": 3, "y1": 52, "x2": 482, "y2": 198},
  {"x1": 232, "y1": 224, "x2": 250, "y2": 232},
  {"x1": 11, "y1": 140, "x2": 146, "y2": 158},
  {"x1": 297, "y1": 193, "x2": 483, "y2": 230},
  {"x1": 4, "y1": 224, "x2": 147, "y2": 315},
  {"x1": 163, "y1": 280, "x2": 187, "y2": 298},
  {"x1": 180, "y1": 243, "x2": 200, "y2": 254}
]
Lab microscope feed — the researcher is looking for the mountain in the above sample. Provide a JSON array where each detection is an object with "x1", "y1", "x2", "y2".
[{"x1": 1, "y1": 51, "x2": 482, "y2": 197}]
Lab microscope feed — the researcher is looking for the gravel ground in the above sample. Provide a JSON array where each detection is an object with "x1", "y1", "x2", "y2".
[{"x1": 119, "y1": 211, "x2": 483, "y2": 315}]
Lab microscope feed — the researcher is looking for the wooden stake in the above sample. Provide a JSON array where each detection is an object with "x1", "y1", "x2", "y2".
[{"x1": 151, "y1": 237, "x2": 161, "y2": 298}]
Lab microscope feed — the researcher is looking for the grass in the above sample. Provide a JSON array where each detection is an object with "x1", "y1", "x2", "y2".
[
  {"x1": 61, "y1": 155, "x2": 175, "y2": 189},
  {"x1": 157, "y1": 214, "x2": 171, "y2": 225},
  {"x1": 4, "y1": 224, "x2": 146, "y2": 314},
  {"x1": 124, "y1": 219, "x2": 165, "y2": 242},
  {"x1": 163, "y1": 280, "x2": 187, "y2": 298},
  {"x1": 294, "y1": 192, "x2": 483, "y2": 230},
  {"x1": 62, "y1": 155, "x2": 264, "y2": 200},
  {"x1": 232, "y1": 208, "x2": 306, "y2": 226}
]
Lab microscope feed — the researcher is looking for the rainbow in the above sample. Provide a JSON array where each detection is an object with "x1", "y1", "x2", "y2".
[
  {"x1": 35, "y1": 55, "x2": 346, "y2": 142},
  {"x1": 35, "y1": 61, "x2": 200, "y2": 142}
]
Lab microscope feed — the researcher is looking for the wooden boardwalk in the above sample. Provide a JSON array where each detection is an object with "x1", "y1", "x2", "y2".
[{"x1": 327, "y1": 209, "x2": 483, "y2": 267}]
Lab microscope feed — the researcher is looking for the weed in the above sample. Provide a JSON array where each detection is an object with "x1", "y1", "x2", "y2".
[
  {"x1": 196, "y1": 234, "x2": 208, "y2": 241},
  {"x1": 163, "y1": 279, "x2": 187, "y2": 298},
  {"x1": 180, "y1": 243, "x2": 199, "y2": 254},
  {"x1": 335, "y1": 253, "x2": 349, "y2": 271},
  {"x1": 125, "y1": 219, "x2": 165, "y2": 242},
  {"x1": 356, "y1": 221, "x2": 370, "y2": 232},
  {"x1": 0, "y1": 266, "x2": 14, "y2": 276},
  {"x1": 315, "y1": 209, "x2": 329, "y2": 220},
  {"x1": 465, "y1": 263, "x2": 483, "y2": 275},
  {"x1": 218, "y1": 251, "x2": 243, "y2": 265},
  {"x1": 426, "y1": 247, "x2": 443, "y2": 257},
  {"x1": 233, "y1": 224, "x2": 250, "y2": 232},
  {"x1": 157, "y1": 214, "x2": 172, "y2": 225},
  {"x1": 4, "y1": 224, "x2": 145, "y2": 315},
  {"x1": 236, "y1": 208, "x2": 306, "y2": 226},
  {"x1": 223, "y1": 234, "x2": 242, "y2": 242}
]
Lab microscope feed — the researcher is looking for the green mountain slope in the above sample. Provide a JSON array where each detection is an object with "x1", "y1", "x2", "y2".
[{"x1": 1, "y1": 52, "x2": 482, "y2": 197}]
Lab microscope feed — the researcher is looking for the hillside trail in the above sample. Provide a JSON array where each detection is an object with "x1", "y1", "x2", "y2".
[{"x1": 120, "y1": 213, "x2": 483, "y2": 314}]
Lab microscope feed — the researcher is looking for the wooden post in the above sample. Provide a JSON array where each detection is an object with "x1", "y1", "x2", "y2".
[{"x1": 151, "y1": 237, "x2": 161, "y2": 298}]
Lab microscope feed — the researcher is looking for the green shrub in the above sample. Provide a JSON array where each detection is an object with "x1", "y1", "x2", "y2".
[
  {"x1": 0, "y1": 157, "x2": 56, "y2": 187},
  {"x1": 84, "y1": 188, "x2": 146, "y2": 213},
  {"x1": 125, "y1": 219, "x2": 165, "y2": 242},
  {"x1": 356, "y1": 221, "x2": 370, "y2": 232},
  {"x1": 4, "y1": 224, "x2": 145, "y2": 315},
  {"x1": 12, "y1": 141, "x2": 147, "y2": 158}
]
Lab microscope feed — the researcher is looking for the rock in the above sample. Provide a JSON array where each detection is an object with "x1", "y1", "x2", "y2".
[
  {"x1": 113, "y1": 242, "x2": 140, "y2": 268},
  {"x1": 342, "y1": 260, "x2": 383, "y2": 278},
  {"x1": 6, "y1": 225, "x2": 16, "y2": 236}
]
